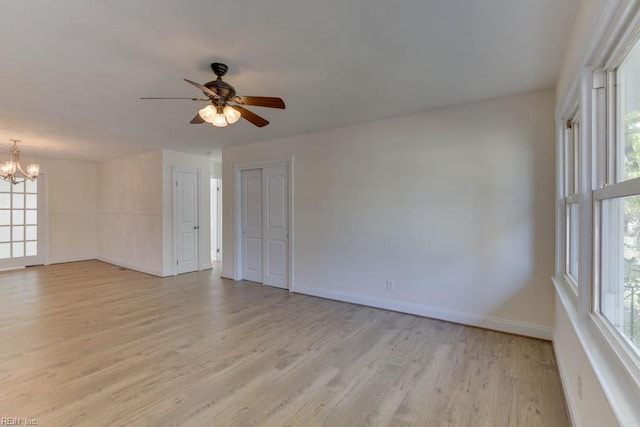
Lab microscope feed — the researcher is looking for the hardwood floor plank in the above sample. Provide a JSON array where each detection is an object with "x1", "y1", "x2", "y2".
[{"x1": 0, "y1": 261, "x2": 569, "y2": 426}]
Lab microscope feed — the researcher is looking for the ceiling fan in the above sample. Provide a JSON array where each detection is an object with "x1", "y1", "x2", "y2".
[{"x1": 141, "y1": 62, "x2": 285, "y2": 128}]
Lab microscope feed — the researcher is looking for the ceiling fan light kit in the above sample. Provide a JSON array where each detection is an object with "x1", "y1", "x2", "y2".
[
  {"x1": 143, "y1": 62, "x2": 285, "y2": 128},
  {"x1": 198, "y1": 104, "x2": 241, "y2": 127}
]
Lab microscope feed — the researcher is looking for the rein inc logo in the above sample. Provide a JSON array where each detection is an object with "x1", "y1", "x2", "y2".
[{"x1": 1, "y1": 418, "x2": 38, "y2": 425}]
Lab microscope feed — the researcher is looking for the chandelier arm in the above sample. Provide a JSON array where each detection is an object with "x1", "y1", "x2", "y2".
[
  {"x1": 16, "y1": 162, "x2": 29, "y2": 177},
  {"x1": 1, "y1": 175, "x2": 29, "y2": 184}
]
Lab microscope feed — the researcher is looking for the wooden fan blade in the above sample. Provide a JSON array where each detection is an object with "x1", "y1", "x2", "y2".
[
  {"x1": 190, "y1": 114, "x2": 205, "y2": 124},
  {"x1": 140, "y1": 97, "x2": 209, "y2": 101},
  {"x1": 234, "y1": 96, "x2": 285, "y2": 109},
  {"x1": 184, "y1": 79, "x2": 220, "y2": 99},
  {"x1": 235, "y1": 106, "x2": 269, "y2": 127}
]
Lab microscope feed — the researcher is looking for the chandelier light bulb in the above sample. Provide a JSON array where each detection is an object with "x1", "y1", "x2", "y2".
[
  {"x1": 198, "y1": 105, "x2": 217, "y2": 123},
  {"x1": 223, "y1": 105, "x2": 241, "y2": 124},
  {"x1": 4, "y1": 161, "x2": 16, "y2": 175},
  {"x1": 27, "y1": 164, "x2": 40, "y2": 178}
]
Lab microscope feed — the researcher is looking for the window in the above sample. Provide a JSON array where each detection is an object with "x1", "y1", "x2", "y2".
[
  {"x1": 554, "y1": 4, "x2": 640, "y2": 416},
  {"x1": 596, "y1": 40, "x2": 640, "y2": 356},
  {"x1": 564, "y1": 115, "x2": 580, "y2": 285},
  {"x1": 0, "y1": 178, "x2": 41, "y2": 268}
]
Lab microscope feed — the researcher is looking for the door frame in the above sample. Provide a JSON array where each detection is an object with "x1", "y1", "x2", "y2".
[
  {"x1": 233, "y1": 157, "x2": 294, "y2": 290},
  {"x1": 210, "y1": 177, "x2": 222, "y2": 262},
  {"x1": 172, "y1": 167, "x2": 201, "y2": 276}
]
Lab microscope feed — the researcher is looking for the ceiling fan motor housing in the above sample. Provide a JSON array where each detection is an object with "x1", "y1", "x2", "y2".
[
  {"x1": 205, "y1": 63, "x2": 235, "y2": 103},
  {"x1": 205, "y1": 79, "x2": 236, "y2": 102}
]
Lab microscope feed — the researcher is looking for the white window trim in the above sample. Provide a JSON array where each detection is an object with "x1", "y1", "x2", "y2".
[{"x1": 554, "y1": 2, "x2": 640, "y2": 422}]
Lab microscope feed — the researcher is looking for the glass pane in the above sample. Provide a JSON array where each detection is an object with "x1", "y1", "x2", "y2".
[
  {"x1": 0, "y1": 193, "x2": 9, "y2": 209},
  {"x1": 25, "y1": 179, "x2": 37, "y2": 194},
  {"x1": 12, "y1": 226, "x2": 24, "y2": 242},
  {"x1": 619, "y1": 42, "x2": 640, "y2": 182},
  {"x1": 25, "y1": 194, "x2": 37, "y2": 209},
  {"x1": 13, "y1": 181, "x2": 24, "y2": 193},
  {"x1": 25, "y1": 225, "x2": 37, "y2": 241},
  {"x1": 0, "y1": 210, "x2": 9, "y2": 226},
  {"x1": 0, "y1": 226, "x2": 9, "y2": 243},
  {"x1": 12, "y1": 242, "x2": 23, "y2": 258},
  {"x1": 601, "y1": 195, "x2": 640, "y2": 352},
  {"x1": 12, "y1": 210, "x2": 23, "y2": 225},
  {"x1": 565, "y1": 120, "x2": 580, "y2": 196},
  {"x1": 0, "y1": 180, "x2": 9, "y2": 192},
  {"x1": 568, "y1": 203, "x2": 579, "y2": 281},
  {"x1": 12, "y1": 194, "x2": 24, "y2": 209},
  {"x1": 25, "y1": 210, "x2": 36, "y2": 225},
  {"x1": 0, "y1": 243, "x2": 9, "y2": 259},
  {"x1": 25, "y1": 241, "x2": 37, "y2": 257}
]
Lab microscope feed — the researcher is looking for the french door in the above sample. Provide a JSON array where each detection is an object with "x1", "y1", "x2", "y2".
[{"x1": 0, "y1": 177, "x2": 44, "y2": 269}]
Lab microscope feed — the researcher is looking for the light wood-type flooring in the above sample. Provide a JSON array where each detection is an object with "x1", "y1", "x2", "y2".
[{"x1": 0, "y1": 261, "x2": 568, "y2": 426}]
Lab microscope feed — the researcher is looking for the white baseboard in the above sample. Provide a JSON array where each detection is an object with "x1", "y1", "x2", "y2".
[
  {"x1": 553, "y1": 341, "x2": 579, "y2": 427},
  {"x1": 221, "y1": 271, "x2": 235, "y2": 280},
  {"x1": 96, "y1": 257, "x2": 163, "y2": 277},
  {"x1": 199, "y1": 262, "x2": 213, "y2": 271},
  {"x1": 47, "y1": 255, "x2": 96, "y2": 265},
  {"x1": 294, "y1": 285, "x2": 553, "y2": 340}
]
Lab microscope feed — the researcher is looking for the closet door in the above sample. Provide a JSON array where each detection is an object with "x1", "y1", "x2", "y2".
[
  {"x1": 262, "y1": 166, "x2": 288, "y2": 288},
  {"x1": 241, "y1": 169, "x2": 263, "y2": 282}
]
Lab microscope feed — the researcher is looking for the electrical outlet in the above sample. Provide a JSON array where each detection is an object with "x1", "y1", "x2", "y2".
[
  {"x1": 386, "y1": 280, "x2": 395, "y2": 291},
  {"x1": 577, "y1": 373, "x2": 583, "y2": 400}
]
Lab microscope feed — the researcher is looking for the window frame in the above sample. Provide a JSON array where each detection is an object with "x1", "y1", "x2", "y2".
[
  {"x1": 590, "y1": 60, "x2": 640, "y2": 380},
  {"x1": 564, "y1": 112, "x2": 581, "y2": 290}
]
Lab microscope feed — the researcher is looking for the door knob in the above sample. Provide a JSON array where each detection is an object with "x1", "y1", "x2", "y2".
[{"x1": 193, "y1": 225, "x2": 200, "y2": 230}]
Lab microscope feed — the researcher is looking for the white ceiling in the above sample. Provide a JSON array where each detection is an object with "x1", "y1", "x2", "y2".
[{"x1": 0, "y1": 0, "x2": 579, "y2": 162}]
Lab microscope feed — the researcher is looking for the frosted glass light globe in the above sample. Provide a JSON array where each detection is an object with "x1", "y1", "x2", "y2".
[
  {"x1": 198, "y1": 105, "x2": 217, "y2": 123},
  {"x1": 223, "y1": 105, "x2": 241, "y2": 124},
  {"x1": 212, "y1": 112, "x2": 228, "y2": 127}
]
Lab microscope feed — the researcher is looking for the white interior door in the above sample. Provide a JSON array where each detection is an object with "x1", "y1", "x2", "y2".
[
  {"x1": 175, "y1": 171, "x2": 199, "y2": 274},
  {"x1": 241, "y1": 169, "x2": 263, "y2": 282},
  {"x1": 210, "y1": 178, "x2": 222, "y2": 262},
  {"x1": 262, "y1": 166, "x2": 288, "y2": 288}
]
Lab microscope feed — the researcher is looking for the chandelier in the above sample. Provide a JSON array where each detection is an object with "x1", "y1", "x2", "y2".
[{"x1": 0, "y1": 139, "x2": 40, "y2": 184}]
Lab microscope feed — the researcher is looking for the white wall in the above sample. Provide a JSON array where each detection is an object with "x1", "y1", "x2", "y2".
[
  {"x1": 97, "y1": 150, "x2": 164, "y2": 276},
  {"x1": 554, "y1": 293, "x2": 618, "y2": 427},
  {"x1": 31, "y1": 157, "x2": 98, "y2": 263},
  {"x1": 223, "y1": 89, "x2": 556, "y2": 339},
  {"x1": 31, "y1": 149, "x2": 212, "y2": 277},
  {"x1": 211, "y1": 160, "x2": 222, "y2": 177},
  {"x1": 556, "y1": 0, "x2": 609, "y2": 112},
  {"x1": 161, "y1": 150, "x2": 211, "y2": 277}
]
